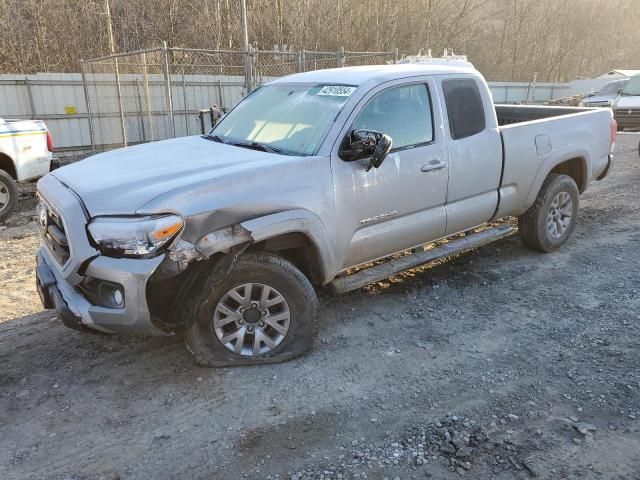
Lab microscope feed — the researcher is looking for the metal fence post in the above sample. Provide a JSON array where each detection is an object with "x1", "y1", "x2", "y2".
[
  {"x1": 245, "y1": 45, "x2": 255, "y2": 93},
  {"x1": 394, "y1": 48, "x2": 399, "y2": 64},
  {"x1": 24, "y1": 76, "x2": 36, "y2": 119},
  {"x1": 80, "y1": 61, "x2": 96, "y2": 152},
  {"x1": 162, "y1": 41, "x2": 176, "y2": 138},
  {"x1": 217, "y1": 79, "x2": 224, "y2": 109},
  {"x1": 337, "y1": 47, "x2": 345, "y2": 68},
  {"x1": 532, "y1": 72, "x2": 538, "y2": 103},
  {"x1": 113, "y1": 52, "x2": 128, "y2": 147},
  {"x1": 141, "y1": 52, "x2": 154, "y2": 141},
  {"x1": 182, "y1": 70, "x2": 189, "y2": 135},
  {"x1": 135, "y1": 79, "x2": 146, "y2": 142}
]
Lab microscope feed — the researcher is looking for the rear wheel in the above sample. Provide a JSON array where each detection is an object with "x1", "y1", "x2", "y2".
[
  {"x1": 518, "y1": 173, "x2": 579, "y2": 253},
  {"x1": 183, "y1": 252, "x2": 319, "y2": 367},
  {"x1": 0, "y1": 170, "x2": 18, "y2": 223}
]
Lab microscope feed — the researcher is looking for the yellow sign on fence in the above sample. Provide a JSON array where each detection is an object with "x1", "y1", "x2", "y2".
[{"x1": 64, "y1": 105, "x2": 78, "y2": 115}]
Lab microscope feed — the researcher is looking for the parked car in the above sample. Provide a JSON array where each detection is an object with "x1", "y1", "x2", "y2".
[
  {"x1": 579, "y1": 79, "x2": 628, "y2": 107},
  {"x1": 35, "y1": 63, "x2": 616, "y2": 366},
  {"x1": 0, "y1": 118, "x2": 55, "y2": 222},
  {"x1": 613, "y1": 74, "x2": 640, "y2": 132}
]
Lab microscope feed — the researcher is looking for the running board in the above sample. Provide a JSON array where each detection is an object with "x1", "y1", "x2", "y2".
[{"x1": 331, "y1": 225, "x2": 514, "y2": 294}]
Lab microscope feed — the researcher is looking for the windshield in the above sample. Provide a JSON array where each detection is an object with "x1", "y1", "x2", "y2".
[
  {"x1": 211, "y1": 83, "x2": 356, "y2": 156},
  {"x1": 621, "y1": 76, "x2": 640, "y2": 96},
  {"x1": 599, "y1": 80, "x2": 625, "y2": 95}
]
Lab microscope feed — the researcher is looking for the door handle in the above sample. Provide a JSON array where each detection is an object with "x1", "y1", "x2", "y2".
[{"x1": 421, "y1": 160, "x2": 447, "y2": 172}]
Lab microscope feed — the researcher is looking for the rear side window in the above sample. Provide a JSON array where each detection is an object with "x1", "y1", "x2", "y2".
[{"x1": 442, "y1": 78, "x2": 486, "y2": 140}]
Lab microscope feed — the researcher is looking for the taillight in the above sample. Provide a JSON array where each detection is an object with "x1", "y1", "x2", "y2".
[
  {"x1": 46, "y1": 130, "x2": 53, "y2": 152},
  {"x1": 610, "y1": 118, "x2": 617, "y2": 152}
]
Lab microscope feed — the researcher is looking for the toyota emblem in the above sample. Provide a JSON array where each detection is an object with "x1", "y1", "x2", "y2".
[{"x1": 39, "y1": 204, "x2": 48, "y2": 230}]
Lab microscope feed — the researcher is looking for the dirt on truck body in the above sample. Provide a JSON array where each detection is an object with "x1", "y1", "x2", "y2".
[{"x1": 0, "y1": 134, "x2": 639, "y2": 479}]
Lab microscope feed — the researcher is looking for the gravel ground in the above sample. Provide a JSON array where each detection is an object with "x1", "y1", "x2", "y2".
[{"x1": 0, "y1": 135, "x2": 639, "y2": 480}]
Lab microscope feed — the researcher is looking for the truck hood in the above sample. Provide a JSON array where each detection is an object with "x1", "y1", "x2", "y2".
[
  {"x1": 51, "y1": 136, "x2": 286, "y2": 216},
  {"x1": 615, "y1": 96, "x2": 640, "y2": 109}
]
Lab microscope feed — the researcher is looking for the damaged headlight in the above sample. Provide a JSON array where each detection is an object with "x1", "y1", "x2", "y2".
[{"x1": 88, "y1": 215, "x2": 184, "y2": 258}]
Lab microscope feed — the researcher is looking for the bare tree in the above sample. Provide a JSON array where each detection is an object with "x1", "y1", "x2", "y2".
[{"x1": 0, "y1": 0, "x2": 638, "y2": 81}]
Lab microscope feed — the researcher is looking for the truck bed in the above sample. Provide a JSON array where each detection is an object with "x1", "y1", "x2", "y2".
[
  {"x1": 495, "y1": 104, "x2": 587, "y2": 126},
  {"x1": 492, "y1": 104, "x2": 614, "y2": 219}
]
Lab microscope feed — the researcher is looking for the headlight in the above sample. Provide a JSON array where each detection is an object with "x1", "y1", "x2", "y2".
[{"x1": 88, "y1": 215, "x2": 184, "y2": 258}]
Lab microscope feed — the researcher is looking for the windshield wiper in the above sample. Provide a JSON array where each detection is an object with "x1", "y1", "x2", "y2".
[
  {"x1": 201, "y1": 133, "x2": 228, "y2": 144},
  {"x1": 227, "y1": 140, "x2": 284, "y2": 154},
  {"x1": 204, "y1": 135, "x2": 286, "y2": 155},
  {"x1": 246, "y1": 141, "x2": 283, "y2": 154}
]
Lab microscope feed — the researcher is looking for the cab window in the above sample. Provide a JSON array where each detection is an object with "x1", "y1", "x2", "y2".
[
  {"x1": 353, "y1": 84, "x2": 434, "y2": 149},
  {"x1": 442, "y1": 78, "x2": 486, "y2": 140}
]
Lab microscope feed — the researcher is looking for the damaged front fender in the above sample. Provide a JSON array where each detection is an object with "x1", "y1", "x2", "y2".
[
  {"x1": 195, "y1": 224, "x2": 253, "y2": 257},
  {"x1": 163, "y1": 209, "x2": 337, "y2": 284}
]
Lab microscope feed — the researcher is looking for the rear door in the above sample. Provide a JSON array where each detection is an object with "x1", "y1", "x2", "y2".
[
  {"x1": 331, "y1": 78, "x2": 449, "y2": 269},
  {"x1": 438, "y1": 75, "x2": 503, "y2": 234}
]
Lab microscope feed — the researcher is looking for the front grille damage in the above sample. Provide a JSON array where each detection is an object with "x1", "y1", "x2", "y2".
[{"x1": 38, "y1": 201, "x2": 70, "y2": 265}]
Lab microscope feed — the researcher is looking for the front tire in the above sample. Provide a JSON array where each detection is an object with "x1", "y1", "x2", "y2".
[
  {"x1": 183, "y1": 252, "x2": 319, "y2": 367},
  {"x1": 0, "y1": 170, "x2": 18, "y2": 223},
  {"x1": 518, "y1": 173, "x2": 579, "y2": 253}
]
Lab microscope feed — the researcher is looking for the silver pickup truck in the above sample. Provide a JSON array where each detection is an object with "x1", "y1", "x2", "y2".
[{"x1": 35, "y1": 63, "x2": 616, "y2": 366}]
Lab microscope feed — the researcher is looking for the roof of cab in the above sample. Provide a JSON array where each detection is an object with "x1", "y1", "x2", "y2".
[{"x1": 269, "y1": 63, "x2": 477, "y2": 86}]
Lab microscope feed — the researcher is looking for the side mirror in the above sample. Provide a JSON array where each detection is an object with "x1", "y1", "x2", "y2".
[
  {"x1": 339, "y1": 129, "x2": 393, "y2": 171},
  {"x1": 618, "y1": 87, "x2": 624, "y2": 95}
]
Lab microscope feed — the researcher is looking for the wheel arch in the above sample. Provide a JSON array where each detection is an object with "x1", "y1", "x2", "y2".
[
  {"x1": 550, "y1": 157, "x2": 588, "y2": 193},
  {"x1": 193, "y1": 209, "x2": 338, "y2": 285},
  {"x1": 242, "y1": 210, "x2": 339, "y2": 285},
  {"x1": 249, "y1": 232, "x2": 325, "y2": 286},
  {"x1": 0, "y1": 152, "x2": 17, "y2": 180},
  {"x1": 525, "y1": 153, "x2": 588, "y2": 210}
]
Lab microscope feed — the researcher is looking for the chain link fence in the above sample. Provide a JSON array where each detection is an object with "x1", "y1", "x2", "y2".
[{"x1": 81, "y1": 43, "x2": 397, "y2": 151}]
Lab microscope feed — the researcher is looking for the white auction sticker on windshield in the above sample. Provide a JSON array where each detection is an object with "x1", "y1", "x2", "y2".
[{"x1": 317, "y1": 85, "x2": 356, "y2": 97}]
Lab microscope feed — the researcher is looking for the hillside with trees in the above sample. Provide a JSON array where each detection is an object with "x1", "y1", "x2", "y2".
[{"x1": 1, "y1": 0, "x2": 639, "y2": 81}]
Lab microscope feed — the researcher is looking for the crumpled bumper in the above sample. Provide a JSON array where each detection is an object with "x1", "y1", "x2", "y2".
[
  {"x1": 36, "y1": 247, "x2": 169, "y2": 336},
  {"x1": 36, "y1": 174, "x2": 170, "y2": 336}
]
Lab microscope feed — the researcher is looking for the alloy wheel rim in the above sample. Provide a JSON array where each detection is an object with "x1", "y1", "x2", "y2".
[
  {"x1": 0, "y1": 183, "x2": 9, "y2": 212},
  {"x1": 547, "y1": 191, "x2": 573, "y2": 239},
  {"x1": 212, "y1": 283, "x2": 291, "y2": 356}
]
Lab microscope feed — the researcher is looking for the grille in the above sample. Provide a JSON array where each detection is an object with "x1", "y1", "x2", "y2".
[
  {"x1": 38, "y1": 200, "x2": 70, "y2": 265},
  {"x1": 615, "y1": 108, "x2": 640, "y2": 118}
]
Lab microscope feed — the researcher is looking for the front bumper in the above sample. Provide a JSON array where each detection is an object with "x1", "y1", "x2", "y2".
[
  {"x1": 37, "y1": 248, "x2": 168, "y2": 335},
  {"x1": 35, "y1": 174, "x2": 169, "y2": 336}
]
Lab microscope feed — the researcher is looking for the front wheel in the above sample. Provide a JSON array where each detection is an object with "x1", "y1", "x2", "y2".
[
  {"x1": 0, "y1": 170, "x2": 18, "y2": 223},
  {"x1": 183, "y1": 252, "x2": 319, "y2": 367},
  {"x1": 518, "y1": 173, "x2": 579, "y2": 253}
]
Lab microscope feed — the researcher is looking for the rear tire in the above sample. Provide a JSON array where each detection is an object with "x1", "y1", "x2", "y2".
[
  {"x1": 183, "y1": 252, "x2": 319, "y2": 367},
  {"x1": 518, "y1": 173, "x2": 579, "y2": 253},
  {"x1": 0, "y1": 170, "x2": 18, "y2": 223}
]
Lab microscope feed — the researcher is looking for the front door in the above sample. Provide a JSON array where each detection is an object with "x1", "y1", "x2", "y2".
[{"x1": 331, "y1": 80, "x2": 450, "y2": 269}]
